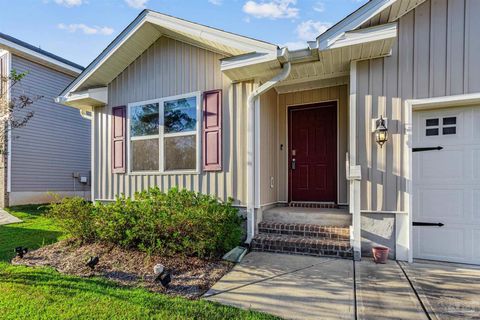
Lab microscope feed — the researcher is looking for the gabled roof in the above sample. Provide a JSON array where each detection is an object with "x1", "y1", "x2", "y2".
[
  {"x1": 0, "y1": 32, "x2": 83, "y2": 75},
  {"x1": 316, "y1": 0, "x2": 426, "y2": 50},
  {"x1": 58, "y1": 9, "x2": 278, "y2": 99}
]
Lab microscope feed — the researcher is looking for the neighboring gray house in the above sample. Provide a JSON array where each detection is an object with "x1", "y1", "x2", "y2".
[
  {"x1": 58, "y1": 0, "x2": 480, "y2": 265},
  {"x1": 0, "y1": 33, "x2": 90, "y2": 207}
]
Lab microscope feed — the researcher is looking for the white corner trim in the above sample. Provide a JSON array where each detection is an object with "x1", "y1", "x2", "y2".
[
  {"x1": 328, "y1": 22, "x2": 397, "y2": 49},
  {"x1": 0, "y1": 38, "x2": 82, "y2": 75},
  {"x1": 317, "y1": 0, "x2": 397, "y2": 50},
  {"x1": 6, "y1": 52, "x2": 11, "y2": 194}
]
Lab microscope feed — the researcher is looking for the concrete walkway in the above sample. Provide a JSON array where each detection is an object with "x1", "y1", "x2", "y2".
[
  {"x1": 0, "y1": 209, "x2": 22, "y2": 225},
  {"x1": 206, "y1": 253, "x2": 480, "y2": 319},
  {"x1": 205, "y1": 252, "x2": 354, "y2": 320},
  {"x1": 401, "y1": 260, "x2": 480, "y2": 319}
]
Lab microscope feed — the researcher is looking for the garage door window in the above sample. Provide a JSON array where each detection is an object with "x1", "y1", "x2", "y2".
[{"x1": 425, "y1": 117, "x2": 456, "y2": 136}]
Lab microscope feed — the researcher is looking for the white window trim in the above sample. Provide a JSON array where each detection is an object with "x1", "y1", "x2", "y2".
[{"x1": 127, "y1": 91, "x2": 202, "y2": 175}]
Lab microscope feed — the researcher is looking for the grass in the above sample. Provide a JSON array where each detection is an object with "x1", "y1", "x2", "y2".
[
  {"x1": 0, "y1": 205, "x2": 279, "y2": 320},
  {"x1": 0, "y1": 205, "x2": 65, "y2": 262}
]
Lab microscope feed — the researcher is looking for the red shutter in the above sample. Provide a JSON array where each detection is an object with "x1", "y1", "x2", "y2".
[
  {"x1": 112, "y1": 106, "x2": 126, "y2": 174},
  {"x1": 203, "y1": 90, "x2": 222, "y2": 171}
]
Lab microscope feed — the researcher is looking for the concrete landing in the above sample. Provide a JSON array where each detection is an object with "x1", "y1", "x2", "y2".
[
  {"x1": 205, "y1": 252, "x2": 354, "y2": 320},
  {"x1": 262, "y1": 206, "x2": 351, "y2": 226},
  {"x1": 0, "y1": 209, "x2": 22, "y2": 225}
]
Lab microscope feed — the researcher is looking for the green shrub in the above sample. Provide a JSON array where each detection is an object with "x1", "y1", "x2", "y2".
[
  {"x1": 47, "y1": 188, "x2": 243, "y2": 258},
  {"x1": 47, "y1": 196, "x2": 96, "y2": 242}
]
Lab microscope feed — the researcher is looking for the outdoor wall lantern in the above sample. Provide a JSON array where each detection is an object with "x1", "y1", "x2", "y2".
[{"x1": 374, "y1": 116, "x2": 388, "y2": 148}]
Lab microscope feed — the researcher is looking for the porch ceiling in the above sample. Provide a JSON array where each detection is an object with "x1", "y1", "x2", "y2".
[
  {"x1": 274, "y1": 34, "x2": 395, "y2": 91},
  {"x1": 223, "y1": 22, "x2": 397, "y2": 90}
]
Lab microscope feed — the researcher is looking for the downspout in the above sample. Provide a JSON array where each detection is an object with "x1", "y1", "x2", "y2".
[{"x1": 246, "y1": 61, "x2": 291, "y2": 244}]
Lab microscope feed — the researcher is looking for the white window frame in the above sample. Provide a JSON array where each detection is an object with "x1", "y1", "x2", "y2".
[{"x1": 127, "y1": 91, "x2": 202, "y2": 175}]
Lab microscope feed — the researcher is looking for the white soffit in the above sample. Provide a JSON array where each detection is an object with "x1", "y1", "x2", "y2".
[
  {"x1": 221, "y1": 52, "x2": 280, "y2": 82},
  {"x1": 360, "y1": 0, "x2": 427, "y2": 29},
  {"x1": 56, "y1": 87, "x2": 108, "y2": 109},
  {"x1": 328, "y1": 22, "x2": 397, "y2": 49},
  {"x1": 59, "y1": 10, "x2": 277, "y2": 100},
  {"x1": 317, "y1": 0, "x2": 399, "y2": 50}
]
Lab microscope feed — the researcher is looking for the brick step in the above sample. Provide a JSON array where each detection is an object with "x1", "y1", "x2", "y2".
[
  {"x1": 258, "y1": 221, "x2": 350, "y2": 241},
  {"x1": 251, "y1": 234, "x2": 353, "y2": 259}
]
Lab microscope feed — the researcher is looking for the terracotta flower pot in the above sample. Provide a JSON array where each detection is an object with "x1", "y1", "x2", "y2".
[{"x1": 372, "y1": 246, "x2": 389, "y2": 264}]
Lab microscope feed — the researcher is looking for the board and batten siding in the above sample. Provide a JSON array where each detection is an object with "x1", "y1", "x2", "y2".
[
  {"x1": 277, "y1": 85, "x2": 349, "y2": 204},
  {"x1": 10, "y1": 55, "x2": 91, "y2": 193},
  {"x1": 259, "y1": 88, "x2": 278, "y2": 205},
  {"x1": 95, "y1": 36, "x2": 251, "y2": 205},
  {"x1": 356, "y1": 0, "x2": 480, "y2": 212}
]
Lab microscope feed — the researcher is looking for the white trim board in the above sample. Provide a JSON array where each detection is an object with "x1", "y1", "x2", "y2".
[{"x1": 126, "y1": 91, "x2": 202, "y2": 176}]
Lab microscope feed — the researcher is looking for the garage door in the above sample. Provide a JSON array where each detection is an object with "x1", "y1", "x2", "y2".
[{"x1": 413, "y1": 105, "x2": 480, "y2": 265}]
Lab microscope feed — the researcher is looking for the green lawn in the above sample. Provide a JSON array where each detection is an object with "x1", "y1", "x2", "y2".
[{"x1": 0, "y1": 206, "x2": 278, "y2": 320}]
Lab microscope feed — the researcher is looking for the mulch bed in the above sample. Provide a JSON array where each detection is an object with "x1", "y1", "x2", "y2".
[{"x1": 12, "y1": 240, "x2": 233, "y2": 299}]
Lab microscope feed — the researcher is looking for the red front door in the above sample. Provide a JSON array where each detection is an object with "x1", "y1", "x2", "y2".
[{"x1": 288, "y1": 103, "x2": 337, "y2": 202}]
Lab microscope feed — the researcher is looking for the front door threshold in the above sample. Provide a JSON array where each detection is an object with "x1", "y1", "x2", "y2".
[{"x1": 288, "y1": 202, "x2": 338, "y2": 209}]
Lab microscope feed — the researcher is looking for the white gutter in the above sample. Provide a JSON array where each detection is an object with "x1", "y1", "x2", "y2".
[{"x1": 246, "y1": 61, "x2": 291, "y2": 244}]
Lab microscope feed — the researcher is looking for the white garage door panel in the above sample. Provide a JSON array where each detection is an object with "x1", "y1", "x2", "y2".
[
  {"x1": 418, "y1": 188, "x2": 463, "y2": 220},
  {"x1": 413, "y1": 105, "x2": 480, "y2": 265},
  {"x1": 419, "y1": 150, "x2": 464, "y2": 180},
  {"x1": 416, "y1": 227, "x2": 466, "y2": 260}
]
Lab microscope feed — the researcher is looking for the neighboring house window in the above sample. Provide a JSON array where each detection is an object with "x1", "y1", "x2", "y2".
[{"x1": 128, "y1": 92, "x2": 201, "y2": 174}]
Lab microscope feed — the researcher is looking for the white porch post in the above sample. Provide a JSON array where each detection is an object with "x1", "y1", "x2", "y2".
[{"x1": 349, "y1": 61, "x2": 362, "y2": 260}]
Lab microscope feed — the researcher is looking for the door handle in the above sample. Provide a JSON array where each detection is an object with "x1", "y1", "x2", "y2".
[{"x1": 291, "y1": 158, "x2": 296, "y2": 170}]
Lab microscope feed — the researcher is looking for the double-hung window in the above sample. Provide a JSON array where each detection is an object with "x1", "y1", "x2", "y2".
[{"x1": 128, "y1": 92, "x2": 201, "y2": 174}]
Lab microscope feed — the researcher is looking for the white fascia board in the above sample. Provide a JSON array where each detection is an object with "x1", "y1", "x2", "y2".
[
  {"x1": 58, "y1": 11, "x2": 150, "y2": 98},
  {"x1": 407, "y1": 92, "x2": 480, "y2": 110},
  {"x1": 146, "y1": 12, "x2": 278, "y2": 54},
  {"x1": 317, "y1": 0, "x2": 397, "y2": 50},
  {"x1": 0, "y1": 38, "x2": 82, "y2": 75},
  {"x1": 328, "y1": 22, "x2": 397, "y2": 49},
  {"x1": 56, "y1": 87, "x2": 108, "y2": 109},
  {"x1": 220, "y1": 52, "x2": 278, "y2": 71},
  {"x1": 60, "y1": 10, "x2": 278, "y2": 100}
]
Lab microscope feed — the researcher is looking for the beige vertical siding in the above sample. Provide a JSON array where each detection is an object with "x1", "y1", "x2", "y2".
[
  {"x1": 259, "y1": 88, "x2": 278, "y2": 205},
  {"x1": 94, "y1": 36, "x2": 252, "y2": 205},
  {"x1": 356, "y1": 0, "x2": 480, "y2": 212},
  {"x1": 277, "y1": 85, "x2": 349, "y2": 204}
]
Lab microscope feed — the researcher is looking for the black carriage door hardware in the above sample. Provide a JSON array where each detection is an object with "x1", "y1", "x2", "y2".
[
  {"x1": 413, "y1": 222, "x2": 445, "y2": 227},
  {"x1": 412, "y1": 146, "x2": 443, "y2": 152}
]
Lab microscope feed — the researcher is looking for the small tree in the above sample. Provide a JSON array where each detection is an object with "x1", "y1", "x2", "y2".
[{"x1": 0, "y1": 69, "x2": 42, "y2": 153}]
